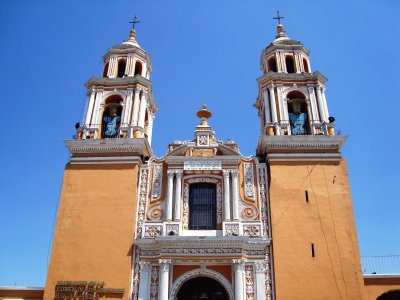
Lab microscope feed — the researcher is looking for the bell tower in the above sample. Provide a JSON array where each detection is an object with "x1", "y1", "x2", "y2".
[
  {"x1": 255, "y1": 18, "x2": 367, "y2": 299},
  {"x1": 44, "y1": 24, "x2": 157, "y2": 300}
]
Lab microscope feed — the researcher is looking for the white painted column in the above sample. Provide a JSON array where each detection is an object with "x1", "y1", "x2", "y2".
[
  {"x1": 316, "y1": 85, "x2": 327, "y2": 122},
  {"x1": 254, "y1": 261, "x2": 267, "y2": 300},
  {"x1": 84, "y1": 89, "x2": 96, "y2": 126},
  {"x1": 138, "y1": 91, "x2": 148, "y2": 129},
  {"x1": 138, "y1": 261, "x2": 151, "y2": 300},
  {"x1": 231, "y1": 170, "x2": 240, "y2": 220},
  {"x1": 263, "y1": 90, "x2": 272, "y2": 125},
  {"x1": 321, "y1": 87, "x2": 330, "y2": 120},
  {"x1": 166, "y1": 171, "x2": 174, "y2": 221},
  {"x1": 268, "y1": 85, "x2": 279, "y2": 133},
  {"x1": 223, "y1": 170, "x2": 231, "y2": 221},
  {"x1": 233, "y1": 260, "x2": 245, "y2": 300},
  {"x1": 147, "y1": 113, "x2": 154, "y2": 145},
  {"x1": 131, "y1": 88, "x2": 141, "y2": 126},
  {"x1": 91, "y1": 90, "x2": 103, "y2": 127},
  {"x1": 122, "y1": 90, "x2": 133, "y2": 126},
  {"x1": 158, "y1": 259, "x2": 171, "y2": 300},
  {"x1": 174, "y1": 171, "x2": 183, "y2": 221}
]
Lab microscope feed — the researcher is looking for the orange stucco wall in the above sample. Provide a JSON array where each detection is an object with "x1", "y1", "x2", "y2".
[
  {"x1": 269, "y1": 160, "x2": 366, "y2": 299},
  {"x1": 363, "y1": 277, "x2": 400, "y2": 300},
  {"x1": 44, "y1": 164, "x2": 139, "y2": 300}
]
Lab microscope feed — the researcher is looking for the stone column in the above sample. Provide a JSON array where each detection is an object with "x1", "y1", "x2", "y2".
[
  {"x1": 268, "y1": 84, "x2": 280, "y2": 135},
  {"x1": 263, "y1": 90, "x2": 272, "y2": 124},
  {"x1": 223, "y1": 170, "x2": 231, "y2": 220},
  {"x1": 131, "y1": 88, "x2": 141, "y2": 126},
  {"x1": 321, "y1": 87, "x2": 330, "y2": 120},
  {"x1": 231, "y1": 170, "x2": 239, "y2": 220},
  {"x1": 166, "y1": 171, "x2": 174, "y2": 221},
  {"x1": 138, "y1": 91, "x2": 148, "y2": 129},
  {"x1": 147, "y1": 113, "x2": 154, "y2": 145},
  {"x1": 174, "y1": 171, "x2": 183, "y2": 221},
  {"x1": 254, "y1": 261, "x2": 267, "y2": 300},
  {"x1": 316, "y1": 85, "x2": 327, "y2": 122},
  {"x1": 84, "y1": 89, "x2": 96, "y2": 126},
  {"x1": 233, "y1": 259, "x2": 245, "y2": 300},
  {"x1": 138, "y1": 261, "x2": 151, "y2": 300},
  {"x1": 158, "y1": 259, "x2": 171, "y2": 300},
  {"x1": 122, "y1": 89, "x2": 133, "y2": 126}
]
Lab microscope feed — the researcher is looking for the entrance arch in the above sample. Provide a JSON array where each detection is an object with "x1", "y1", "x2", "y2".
[{"x1": 170, "y1": 268, "x2": 233, "y2": 300}]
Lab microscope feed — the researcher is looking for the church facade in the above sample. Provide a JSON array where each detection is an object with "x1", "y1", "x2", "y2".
[{"x1": 16, "y1": 20, "x2": 398, "y2": 300}]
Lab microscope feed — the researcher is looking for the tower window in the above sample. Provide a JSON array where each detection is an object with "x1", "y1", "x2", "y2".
[
  {"x1": 285, "y1": 55, "x2": 295, "y2": 73},
  {"x1": 303, "y1": 58, "x2": 310, "y2": 73},
  {"x1": 268, "y1": 56, "x2": 277, "y2": 72},
  {"x1": 117, "y1": 60, "x2": 126, "y2": 78},
  {"x1": 102, "y1": 96, "x2": 123, "y2": 138},
  {"x1": 103, "y1": 62, "x2": 109, "y2": 77},
  {"x1": 287, "y1": 91, "x2": 309, "y2": 135},
  {"x1": 134, "y1": 61, "x2": 143, "y2": 76},
  {"x1": 189, "y1": 183, "x2": 217, "y2": 230}
]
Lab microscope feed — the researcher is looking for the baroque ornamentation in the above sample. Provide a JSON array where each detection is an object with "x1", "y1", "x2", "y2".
[
  {"x1": 244, "y1": 225, "x2": 261, "y2": 237},
  {"x1": 245, "y1": 265, "x2": 255, "y2": 300},
  {"x1": 149, "y1": 265, "x2": 159, "y2": 300},
  {"x1": 242, "y1": 206, "x2": 258, "y2": 220},
  {"x1": 151, "y1": 164, "x2": 163, "y2": 202},
  {"x1": 131, "y1": 246, "x2": 140, "y2": 300},
  {"x1": 144, "y1": 225, "x2": 162, "y2": 238},
  {"x1": 265, "y1": 252, "x2": 273, "y2": 300},
  {"x1": 166, "y1": 224, "x2": 179, "y2": 236},
  {"x1": 257, "y1": 166, "x2": 269, "y2": 237},
  {"x1": 147, "y1": 206, "x2": 163, "y2": 221},
  {"x1": 243, "y1": 163, "x2": 255, "y2": 199},
  {"x1": 136, "y1": 168, "x2": 150, "y2": 239},
  {"x1": 225, "y1": 223, "x2": 239, "y2": 236},
  {"x1": 183, "y1": 177, "x2": 222, "y2": 229}
]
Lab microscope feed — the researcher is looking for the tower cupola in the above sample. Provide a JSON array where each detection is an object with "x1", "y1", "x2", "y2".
[{"x1": 75, "y1": 21, "x2": 158, "y2": 146}]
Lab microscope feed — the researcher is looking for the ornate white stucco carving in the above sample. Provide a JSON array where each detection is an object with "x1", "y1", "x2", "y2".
[
  {"x1": 144, "y1": 225, "x2": 162, "y2": 238},
  {"x1": 135, "y1": 168, "x2": 150, "y2": 239},
  {"x1": 170, "y1": 268, "x2": 234, "y2": 300},
  {"x1": 151, "y1": 164, "x2": 163, "y2": 202},
  {"x1": 147, "y1": 206, "x2": 163, "y2": 221},
  {"x1": 257, "y1": 166, "x2": 269, "y2": 238},
  {"x1": 166, "y1": 224, "x2": 179, "y2": 236},
  {"x1": 182, "y1": 177, "x2": 222, "y2": 229},
  {"x1": 184, "y1": 161, "x2": 222, "y2": 170},
  {"x1": 244, "y1": 225, "x2": 261, "y2": 237},
  {"x1": 242, "y1": 206, "x2": 258, "y2": 221},
  {"x1": 244, "y1": 162, "x2": 255, "y2": 199},
  {"x1": 149, "y1": 265, "x2": 159, "y2": 300},
  {"x1": 225, "y1": 223, "x2": 239, "y2": 236},
  {"x1": 245, "y1": 265, "x2": 255, "y2": 300}
]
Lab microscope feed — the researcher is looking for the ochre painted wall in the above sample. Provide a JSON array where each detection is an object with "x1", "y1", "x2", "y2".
[
  {"x1": 44, "y1": 164, "x2": 139, "y2": 300},
  {"x1": 269, "y1": 160, "x2": 366, "y2": 299},
  {"x1": 364, "y1": 277, "x2": 400, "y2": 300}
]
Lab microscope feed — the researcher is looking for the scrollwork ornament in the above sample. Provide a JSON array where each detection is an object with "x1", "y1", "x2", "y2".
[
  {"x1": 147, "y1": 206, "x2": 163, "y2": 221},
  {"x1": 151, "y1": 164, "x2": 163, "y2": 201},
  {"x1": 242, "y1": 206, "x2": 258, "y2": 220}
]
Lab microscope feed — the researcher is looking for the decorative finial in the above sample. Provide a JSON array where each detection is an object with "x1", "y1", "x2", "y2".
[
  {"x1": 129, "y1": 15, "x2": 140, "y2": 30},
  {"x1": 273, "y1": 10, "x2": 284, "y2": 25},
  {"x1": 196, "y1": 104, "x2": 212, "y2": 125}
]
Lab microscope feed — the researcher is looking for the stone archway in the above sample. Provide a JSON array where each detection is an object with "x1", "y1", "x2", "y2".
[{"x1": 170, "y1": 268, "x2": 233, "y2": 300}]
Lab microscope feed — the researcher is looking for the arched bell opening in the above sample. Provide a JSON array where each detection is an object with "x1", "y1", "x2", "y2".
[
  {"x1": 176, "y1": 276, "x2": 229, "y2": 300},
  {"x1": 303, "y1": 58, "x2": 310, "y2": 73},
  {"x1": 268, "y1": 56, "x2": 277, "y2": 72},
  {"x1": 101, "y1": 95, "x2": 123, "y2": 138},
  {"x1": 134, "y1": 61, "x2": 143, "y2": 76},
  {"x1": 287, "y1": 91, "x2": 309, "y2": 135},
  {"x1": 103, "y1": 62, "x2": 109, "y2": 77},
  {"x1": 285, "y1": 55, "x2": 295, "y2": 73},
  {"x1": 144, "y1": 110, "x2": 149, "y2": 138},
  {"x1": 117, "y1": 59, "x2": 127, "y2": 78}
]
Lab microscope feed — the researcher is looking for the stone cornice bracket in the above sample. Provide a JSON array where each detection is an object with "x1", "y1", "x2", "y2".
[
  {"x1": 223, "y1": 170, "x2": 230, "y2": 178},
  {"x1": 159, "y1": 259, "x2": 171, "y2": 272},
  {"x1": 254, "y1": 261, "x2": 267, "y2": 273},
  {"x1": 232, "y1": 259, "x2": 245, "y2": 271}
]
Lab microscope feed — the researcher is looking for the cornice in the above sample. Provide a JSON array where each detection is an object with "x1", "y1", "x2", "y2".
[
  {"x1": 85, "y1": 75, "x2": 152, "y2": 90},
  {"x1": 164, "y1": 155, "x2": 241, "y2": 165},
  {"x1": 65, "y1": 138, "x2": 152, "y2": 157},
  {"x1": 257, "y1": 135, "x2": 347, "y2": 159},
  {"x1": 257, "y1": 71, "x2": 328, "y2": 86}
]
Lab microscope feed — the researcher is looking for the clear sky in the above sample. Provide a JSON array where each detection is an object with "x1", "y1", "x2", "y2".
[{"x1": 0, "y1": 0, "x2": 399, "y2": 287}]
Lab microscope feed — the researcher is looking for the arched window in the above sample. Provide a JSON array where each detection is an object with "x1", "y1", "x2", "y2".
[
  {"x1": 103, "y1": 62, "x2": 109, "y2": 77},
  {"x1": 101, "y1": 95, "x2": 123, "y2": 138},
  {"x1": 117, "y1": 60, "x2": 126, "y2": 78},
  {"x1": 134, "y1": 61, "x2": 142, "y2": 76},
  {"x1": 287, "y1": 91, "x2": 309, "y2": 135},
  {"x1": 303, "y1": 58, "x2": 310, "y2": 73},
  {"x1": 285, "y1": 55, "x2": 295, "y2": 73},
  {"x1": 189, "y1": 183, "x2": 217, "y2": 230},
  {"x1": 268, "y1": 56, "x2": 277, "y2": 72}
]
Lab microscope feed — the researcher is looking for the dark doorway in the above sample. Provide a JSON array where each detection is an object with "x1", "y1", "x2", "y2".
[{"x1": 176, "y1": 277, "x2": 229, "y2": 300}]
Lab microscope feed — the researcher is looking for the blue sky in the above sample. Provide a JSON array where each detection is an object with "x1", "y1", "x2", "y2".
[{"x1": 0, "y1": 0, "x2": 399, "y2": 287}]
